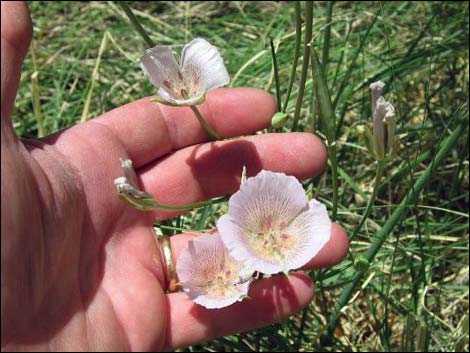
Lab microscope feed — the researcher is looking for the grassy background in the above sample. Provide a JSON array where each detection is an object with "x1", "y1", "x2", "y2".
[{"x1": 14, "y1": 1, "x2": 469, "y2": 351}]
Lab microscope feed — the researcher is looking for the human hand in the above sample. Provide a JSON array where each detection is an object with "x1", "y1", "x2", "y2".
[{"x1": 1, "y1": 2, "x2": 348, "y2": 351}]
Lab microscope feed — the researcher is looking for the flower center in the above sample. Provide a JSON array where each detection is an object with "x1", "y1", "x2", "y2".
[
  {"x1": 247, "y1": 215, "x2": 297, "y2": 262},
  {"x1": 196, "y1": 256, "x2": 243, "y2": 298},
  {"x1": 163, "y1": 70, "x2": 200, "y2": 100}
]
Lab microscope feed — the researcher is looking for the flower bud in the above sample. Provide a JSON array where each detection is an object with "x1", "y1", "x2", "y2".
[
  {"x1": 271, "y1": 112, "x2": 288, "y2": 129},
  {"x1": 354, "y1": 257, "x2": 370, "y2": 272},
  {"x1": 369, "y1": 81, "x2": 396, "y2": 161}
]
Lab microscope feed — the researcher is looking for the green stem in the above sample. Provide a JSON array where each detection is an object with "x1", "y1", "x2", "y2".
[
  {"x1": 120, "y1": 193, "x2": 227, "y2": 212},
  {"x1": 321, "y1": 1, "x2": 334, "y2": 72},
  {"x1": 322, "y1": 113, "x2": 469, "y2": 344},
  {"x1": 330, "y1": 145, "x2": 339, "y2": 220},
  {"x1": 291, "y1": 1, "x2": 313, "y2": 132},
  {"x1": 190, "y1": 105, "x2": 221, "y2": 140},
  {"x1": 295, "y1": 307, "x2": 309, "y2": 350},
  {"x1": 310, "y1": 46, "x2": 338, "y2": 220},
  {"x1": 119, "y1": 2, "x2": 154, "y2": 48},
  {"x1": 270, "y1": 38, "x2": 282, "y2": 112},
  {"x1": 350, "y1": 160, "x2": 385, "y2": 241},
  {"x1": 283, "y1": 1, "x2": 302, "y2": 113},
  {"x1": 153, "y1": 197, "x2": 226, "y2": 211}
]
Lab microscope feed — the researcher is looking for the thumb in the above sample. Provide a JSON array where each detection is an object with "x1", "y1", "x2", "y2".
[{"x1": 1, "y1": 1, "x2": 32, "y2": 141}]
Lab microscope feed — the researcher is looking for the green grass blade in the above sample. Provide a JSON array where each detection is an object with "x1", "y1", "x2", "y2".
[
  {"x1": 80, "y1": 32, "x2": 108, "y2": 123},
  {"x1": 291, "y1": 1, "x2": 313, "y2": 132},
  {"x1": 119, "y1": 2, "x2": 154, "y2": 47}
]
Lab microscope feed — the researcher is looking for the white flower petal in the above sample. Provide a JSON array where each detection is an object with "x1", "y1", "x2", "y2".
[
  {"x1": 226, "y1": 170, "x2": 309, "y2": 230},
  {"x1": 140, "y1": 45, "x2": 182, "y2": 89},
  {"x1": 370, "y1": 80, "x2": 385, "y2": 91},
  {"x1": 113, "y1": 176, "x2": 128, "y2": 187},
  {"x1": 190, "y1": 281, "x2": 250, "y2": 309},
  {"x1": 385, "y1": 105, "x2": 396, "y2": 154},
  {"x1": 384, "y1": 101, "x2": 395, "y2": 119},
  {"x1": 373, "y1": 96, "x2": 388, "y2": 158},
  {"x1": 176, "y1": 234, "x2": 251, "y2": 309},
  {"x1": 181, "y1": 38, "x2": 230, "y2": 92},
  {"x1": 280, "y1": 199, "x2": 331, "y2": 270},
  {"x1": 120, "y1": 159, "x2": 138, "y2": 187},
  {"x1": 370, "y1": 80, "x2": 386, "y2": 113}
]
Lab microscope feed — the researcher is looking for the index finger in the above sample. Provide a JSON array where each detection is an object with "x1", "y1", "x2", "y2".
[{"x1": 92, "y1": 87, "x2": 276, "y2": 168}]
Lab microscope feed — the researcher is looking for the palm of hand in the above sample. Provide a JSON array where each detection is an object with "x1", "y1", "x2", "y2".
[
  {"x1": 1, "y1": 2, "x2": 348, "y2": 351},
  {"x1": 3, "y1": 118, "x2": 167, "y2": 350}
]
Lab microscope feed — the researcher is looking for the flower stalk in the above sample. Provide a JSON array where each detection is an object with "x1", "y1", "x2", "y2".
[
  {"x1": 270, "y1": 38, "x2": 282, "y2": 113},
  {"x1": 321, "y1": 1, "x2": 334, "y2": 72},
  {"x1": 190, "y1": 105, "x2": 221, "y2": 140},
  {"x1": 114, "y1": 159, "x2": 226, "y2": 211},
  {"x1": 349, "y1": 160, "x2": 385, "y2": 241},
  {"x1": 310, "y1": 46, "x2": 339, "y2": 220},
  {"x1": 292, "y1": 1, "x2": 313, "y2": 132},
  {"x1": 283, "y1": 1, "x2": 302, "y2": 114}
]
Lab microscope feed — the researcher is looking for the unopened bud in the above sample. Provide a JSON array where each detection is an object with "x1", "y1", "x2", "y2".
[
  {"x1": 370, "y1": 80, "x2": 385, "y2": 112},
  {"x1": 354, "y1": 257, "x2": 370, "y2": 272},
  {"x1": 370, "y1": 80, "x2": 396, "y2": 161},
  {"x1": 271, "y1": 112, "x2": 288, "y2": 129}
]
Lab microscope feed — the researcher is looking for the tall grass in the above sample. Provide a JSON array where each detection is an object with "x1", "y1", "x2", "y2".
[{"x1": 14, "y1": 1, "x2": 469, "y2": 351}]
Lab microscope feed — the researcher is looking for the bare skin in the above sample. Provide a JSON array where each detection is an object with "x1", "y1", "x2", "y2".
[{"x1": 1, "y1": 2, "x2": 349, "y2": 351}]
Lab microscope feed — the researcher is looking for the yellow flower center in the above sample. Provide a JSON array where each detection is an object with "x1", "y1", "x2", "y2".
[
  {"x1": 246, "y1": 215, "x2": 297, "y2": 261},
  {"x1": 197, "y1": 255, "x2": 244, "y2": 299}
]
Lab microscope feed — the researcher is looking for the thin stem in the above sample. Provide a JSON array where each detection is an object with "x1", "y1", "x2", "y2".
[
  {"x1": 321, "y1": 1, "x2": 334, "y2": 72},
  {"x1": 270, "y1": 38, "x2": 282, "y2": 112},
  {"x1": 120, "y1": 192, "x2": 227, "y2": 212},
  {"x1": 291, "y1": 1, "x2": 313, "y2": 132},
  {"x1": 159, "y1": 219, "x2": 174, "y2": 236},
  {"x1": 283, "y1": 1, "x2": 302, "y2": 113},
  {"x1": 310, "y1": 46, "x2": 338, "y2": 220},
  {"x1": 330, "y1": 145, "x2": 339, "y2": 220},
  {"x1": 295, "y1": 307, "x2": 309, "y2": 350},
  {"x1": 190, "y1": 105, "x2": 221, "y2": 140},
  {"x1": 153, "y1": 197, "x2": 227, "y2": 211},
  {"x1": 119, "y1": 2, "x2": 154, "y2": 48},
  {"x1": 350, "y1": 160, "x2": 385, "y2": 241},
  {"x1": 322, "y1": 112, "x2": 469, "y2": 344}
]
